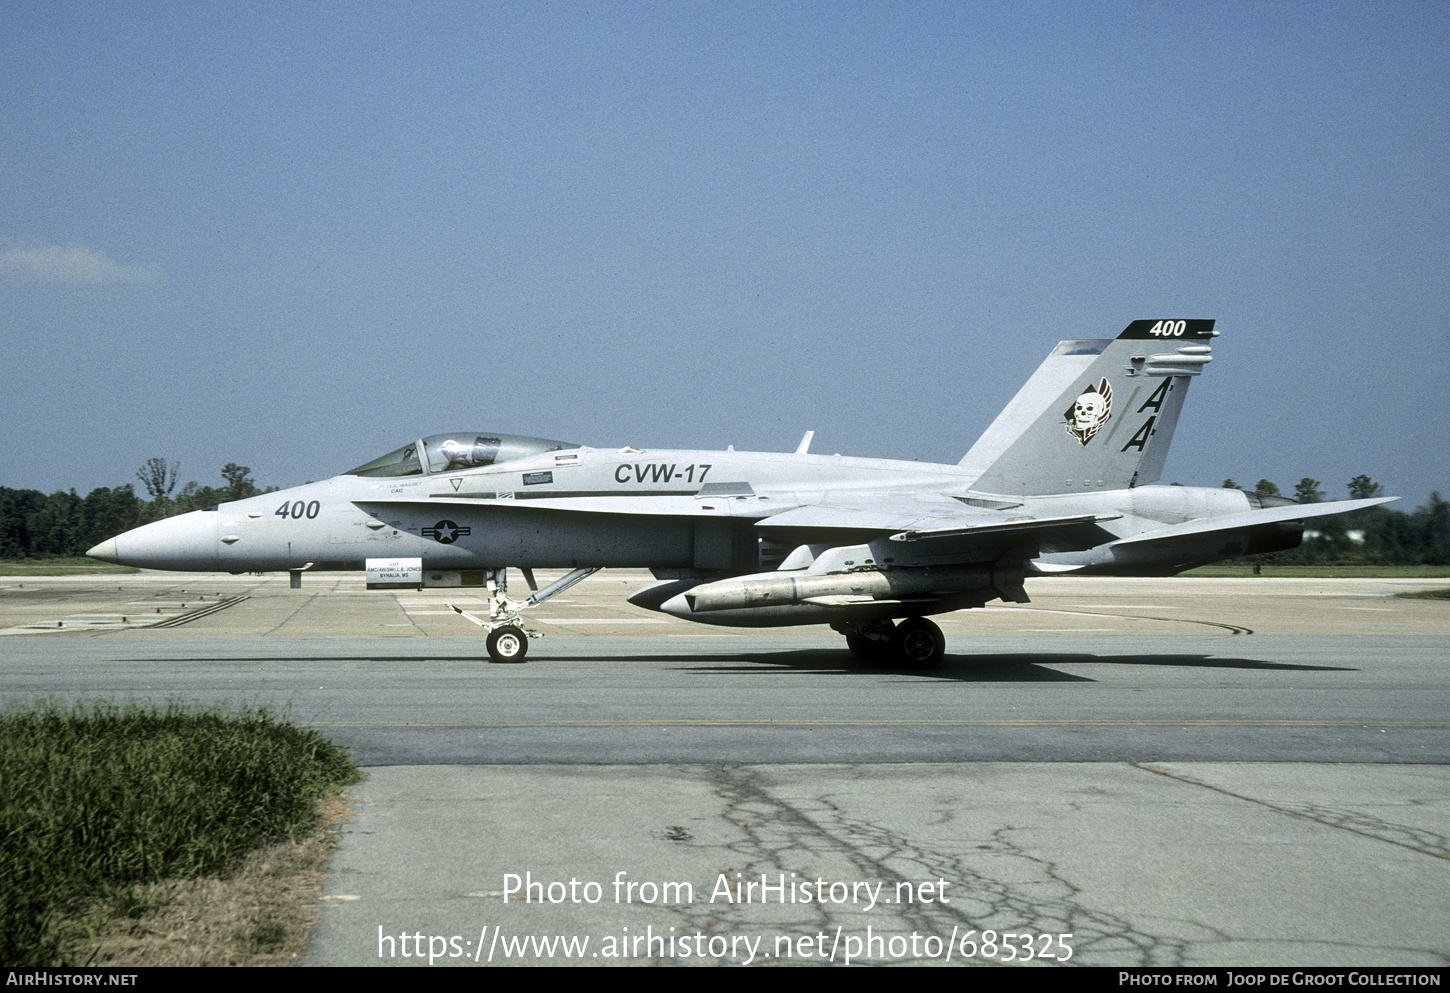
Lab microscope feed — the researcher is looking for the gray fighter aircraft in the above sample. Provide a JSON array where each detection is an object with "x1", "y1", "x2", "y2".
[{"x1": 88, "y1": 319, "x2": 1393, "y2": 664}]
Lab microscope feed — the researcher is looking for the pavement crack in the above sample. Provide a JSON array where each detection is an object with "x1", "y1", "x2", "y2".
[
  {"x1": 686, "y1": 765, "x2": 1205, "y2": 966},
  {"x1": 1132, "y1": 763, "x2": 1449, "y2": 860}
]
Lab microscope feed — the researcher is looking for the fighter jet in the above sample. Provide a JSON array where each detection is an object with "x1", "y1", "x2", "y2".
[{"x1": 88, "y1": 319, "x2": 1393, "y2": 664}]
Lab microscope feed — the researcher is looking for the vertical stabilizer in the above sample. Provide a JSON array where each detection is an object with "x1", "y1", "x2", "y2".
[{"x1": 964, "y1": 319, "x2": 1216, "y2": 496}]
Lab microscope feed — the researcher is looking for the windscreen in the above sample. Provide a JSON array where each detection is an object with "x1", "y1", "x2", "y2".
[
  {"x1": 345, "y1": 442, "x2": 423, "y2": 477},
  {"x1": 423, "y1": 433, "x2": 579, "y2": 473},
  {"x1": 346, "y1": 434, "x2": 579, "y2": 477}
]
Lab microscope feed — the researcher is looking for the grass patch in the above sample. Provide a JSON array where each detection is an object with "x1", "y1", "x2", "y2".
[
  {"x1": 0, "y1": 700, "x2": 359, "y2": 965},
  {"x1": 1396, "y1": 588, "x2": 1450, "y2": 600},
  {"x1": 1180, "y1": 564, "x2": 1450, "y2": 578},
  {"x1": 241, "y1": 916, "x2": 289, "y2": 953},
  {"x1": 0, "y1": 557, "x2": 138, "y2": 575}
]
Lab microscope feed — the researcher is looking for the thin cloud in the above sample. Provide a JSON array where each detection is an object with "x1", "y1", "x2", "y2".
[{"x1": 0, "y1": 242, "x2": 159, "y2": 284}]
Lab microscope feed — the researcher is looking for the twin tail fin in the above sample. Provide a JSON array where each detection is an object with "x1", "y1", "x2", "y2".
[{"x1": 960, "y1": 320, "x2": 1216, "y2": 496}]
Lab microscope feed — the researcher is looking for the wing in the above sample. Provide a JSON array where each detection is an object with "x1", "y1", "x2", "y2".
[
  {"x1": 753, "y1": 503, "x2": 1122, "y2": 555},
  {"x1": 356, "y1": 489, "x2": 1120, "y2": 608},
  {"x1": 645, "y1": 497, "x2": 1088, "y2": 620},
  {"x1": 354, "y1": 487, "x2": 1120, "y2": 543}
]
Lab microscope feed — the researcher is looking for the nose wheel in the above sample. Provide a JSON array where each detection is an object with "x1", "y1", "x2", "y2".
[{"x1": 485, "y1": 625, "x2": 529, "y2": 663}]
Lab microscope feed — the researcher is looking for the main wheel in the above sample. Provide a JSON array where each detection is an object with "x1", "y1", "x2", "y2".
[
  {"x1": 844, "y1": 620, "x2": 895, "y2": 664},
  {"x1": 890, "y1": 617, "x2": 945, "y2": 667},
  {"x1": 846, "y1": 633, "x2": 889, "y2": 663},
  {"x1": 486, "y1": 625, "x2": 529, "y2": 663}
]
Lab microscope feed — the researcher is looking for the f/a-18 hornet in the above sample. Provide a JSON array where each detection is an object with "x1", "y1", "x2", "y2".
[{"x1": 89, "y1": 320, "x2": 1392, "y2": 664}]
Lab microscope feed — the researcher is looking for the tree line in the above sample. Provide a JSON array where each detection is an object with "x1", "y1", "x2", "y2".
[
  {"x1": 0, "y1": 461, "x2": 271, "y2": 559},
  {"x1": 1216, "y1": 475, "x2": 1448, "y2": 565},
  {"x1": 0, "y1": 465, "x2": 1445, "y2": 565}
]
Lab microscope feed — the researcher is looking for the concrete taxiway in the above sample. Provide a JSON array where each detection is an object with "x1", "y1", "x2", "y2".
[{"x1": 1, "y1": 570, "x2": 1446, "y2": 966}]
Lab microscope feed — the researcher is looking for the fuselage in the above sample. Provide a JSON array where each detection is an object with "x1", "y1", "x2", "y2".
[
  {"x1": 91, "y1": 445, "x2": 970, "y2": 572},
  {"x1": 89, "y1": 439, "x2": 1290, "y2": 578}
]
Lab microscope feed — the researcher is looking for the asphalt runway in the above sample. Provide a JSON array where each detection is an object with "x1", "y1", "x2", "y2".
[{"x1": 2, "y1": 570, "x2": 1447, "y2": 967}]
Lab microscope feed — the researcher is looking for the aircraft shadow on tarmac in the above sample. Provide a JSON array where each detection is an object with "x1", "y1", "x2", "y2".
[
  {"x1": 663, "y1": 650, "x2": 1359, "y2": 682},
  {"x1": 122, "y1": 651, "x2": 1357, "y2": 683}
]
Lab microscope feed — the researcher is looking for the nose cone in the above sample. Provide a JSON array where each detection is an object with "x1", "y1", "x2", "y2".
[
  {"x1": 626, "y1": 578, "x2": 703, "y2": 613},
  {"x1": 86, "y1": 537, "x2": 120, "y2": 563},
  {"x1": 86, "y1": 512, "x2": 220, "y2": 571}
]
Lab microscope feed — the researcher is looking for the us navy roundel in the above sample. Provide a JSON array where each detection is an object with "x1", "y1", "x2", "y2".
[
  {"x1": 423, "y1": 520, "x2": 470, "y2": 544},
  {"x1": 1065, "y1": 378, "x2": 1112, "y2": 446}
]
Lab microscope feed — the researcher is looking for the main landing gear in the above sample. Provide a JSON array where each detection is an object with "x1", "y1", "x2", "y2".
[{"x1": 835, "y1": 617, "x2": 946, "y2": 668}]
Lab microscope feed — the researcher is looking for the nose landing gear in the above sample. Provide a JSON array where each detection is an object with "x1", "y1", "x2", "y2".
[{"x1": 467, "y1": 566, "x2": 602, "y2": 663}]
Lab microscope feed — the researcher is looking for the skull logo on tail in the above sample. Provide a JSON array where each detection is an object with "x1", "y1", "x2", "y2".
[{"x1": 1065, "y1": 378, "x2": 1112, "y2": 446}]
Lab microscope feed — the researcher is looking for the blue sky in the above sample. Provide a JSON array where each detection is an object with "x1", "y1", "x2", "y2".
[{"x1": 3, "y1": 1, "x2": 1446, "y2": 508}]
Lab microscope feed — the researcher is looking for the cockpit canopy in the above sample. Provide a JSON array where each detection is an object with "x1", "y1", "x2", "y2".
[{"x1": 345, "y1": 433, "x2": 580, "y2": 478}]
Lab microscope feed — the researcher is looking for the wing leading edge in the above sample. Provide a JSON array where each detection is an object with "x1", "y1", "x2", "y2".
[{"x1": 754, "y1": 503, "x2": 1122, "y2": 552}]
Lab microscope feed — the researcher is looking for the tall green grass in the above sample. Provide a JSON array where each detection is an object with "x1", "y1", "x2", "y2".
[
  {"x1": 1396, "y1": 587, "x2": 1450, "y2": 599},
  {"x1": 1181, "y1": 564, "x2": 1450, "y2": 578},
  {"x1": 0, "y1": 557, "x2": 139, "y2": 575},
  {"x1": 0, "y1": 700, "x2": 359, "y2": 965}
]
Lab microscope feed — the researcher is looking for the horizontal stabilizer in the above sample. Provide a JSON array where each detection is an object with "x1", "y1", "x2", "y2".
[{"x1": 1110, "y1": 497, "x2": 1397, "y2": 548}]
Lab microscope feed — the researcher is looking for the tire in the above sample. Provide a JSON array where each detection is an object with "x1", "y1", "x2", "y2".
[
  {"x1": 844, "y1": 620, "x2": 896, "y2": 664},
  {"x1": 891, "y1": 617, "x2": 945, "y2": 667},
  {"x1": 846, "y1": 633, "x2": 889, "y2": 663},
  {"x1": 486, "y1": 625, "x2": 529, "y2": 663}
]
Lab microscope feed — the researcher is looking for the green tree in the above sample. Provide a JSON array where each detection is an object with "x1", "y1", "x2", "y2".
[
  {"x1": 174, "y1": 481, "x2": 224, "y2": 514},
  {"x1": 1418, "y1": 492, "x2": 1449, "y2": 564},
  {"x1": 1347, "y1": 475, "x2": 1383, "y2": 500},
  {"x1": 0, "y1": 488, "x2": 44, "y2": 557},
  {"x1": 220, "y1": 463, "x2": 259, "y2": 502},
  {"x1": 135, "y1": 458, "x2": 179, "y2": 501},
  {"x1": 80, "y1": 485, "x2": 145, "y2": 549},
  {"x1": 1294, "y1": 478, "x2": 1324, "y2": 503},
  {"x1": 1221, "y1": 479, "x2": 1240, "y2": 489},
  {"x1": 1255, "y1": 479, "x2": 1280, "y2": 496},
  {"x1": 29, "y1": 491, "x2": 82, "y2": 556}
]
